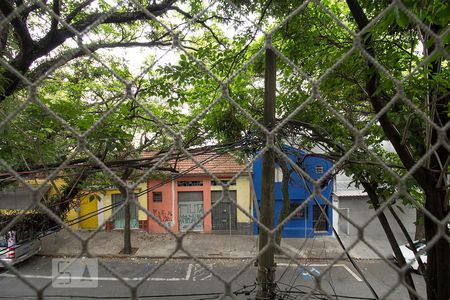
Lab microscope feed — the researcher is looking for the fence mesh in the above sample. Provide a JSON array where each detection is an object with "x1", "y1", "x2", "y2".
[{"x1": 0, "y1": 0, "x2": 449, "y2": 299}]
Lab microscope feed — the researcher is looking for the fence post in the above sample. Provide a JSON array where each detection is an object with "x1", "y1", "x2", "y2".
[{"x1": 256, "y1": 45, "x2": 277, "y2": 299}]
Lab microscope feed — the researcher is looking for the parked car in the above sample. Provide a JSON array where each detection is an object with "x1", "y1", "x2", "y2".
[
  {"x1": 393, "y1": 240, "x2": 427, "y2": 274},
  {"x1": 0, "y1": 230, "x2": 41, "y2": 267}
]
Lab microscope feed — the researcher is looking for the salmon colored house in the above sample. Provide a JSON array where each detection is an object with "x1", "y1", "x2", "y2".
[{"x1": 145, "y1": 152, "x2": 253, "y2": 234}]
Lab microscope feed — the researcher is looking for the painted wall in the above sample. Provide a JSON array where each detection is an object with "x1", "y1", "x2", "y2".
[
  {"x1": 210, "y1": 176, "x2": 252, "y2": 223},
  {"x1": 252, "y1": 146, "x2": 334, "y2": 237},
  {"x1": 147, "y1": 175, "x2": 252, "y2": 233},
  {"x1": 98, "y1": 182, "x2": 148, "y2": 228},
  {"x1": 66, "y1": 182, "x2": 148, "y2": 230},
  {"x1": 147, "y1": 178, "x2": 175, "y2": 233}
]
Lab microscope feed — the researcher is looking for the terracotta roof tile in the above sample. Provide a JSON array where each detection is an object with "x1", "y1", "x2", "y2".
[{"x1": 141, "y1": 151, "x2": 246, "y2": 176}]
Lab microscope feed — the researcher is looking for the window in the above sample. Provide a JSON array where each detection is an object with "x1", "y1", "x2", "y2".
[
  {"x1": 177, "y1": 181, "x2": 203, "y2": 186},
  {"x1": 313, "y1": 205, "x2": 329, "y2": 232},
  {"x1": 211, "y1": 179, "x2": 235, "y2": 186},
  {"x1": 153, "y1": 192, "x2": 162, "y2": 202},
  {"x1": 290, "y1": 203, "x2": 307, "y2": 220},
  {"x1": 315, "y1": 165, "x2": 324, "y2": 174}
]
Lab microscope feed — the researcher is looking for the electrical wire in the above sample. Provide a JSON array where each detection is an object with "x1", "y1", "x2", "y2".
[
  {"x1": 0, "y1": 140, "x2": 250, "y2": 257},
  {"x1": 294, "y1": 161, "x2": 380, "y2": 300}
]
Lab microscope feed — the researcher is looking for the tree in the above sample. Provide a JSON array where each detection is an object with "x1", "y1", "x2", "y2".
[
  {"x1": 147, "y1": 1, "x2": 448, "y2": 298},
  {"x1": 1, "y1": 0, "x2": 448, "y2": 298}
]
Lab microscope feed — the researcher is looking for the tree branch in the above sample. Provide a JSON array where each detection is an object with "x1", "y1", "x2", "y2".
[
  {"x1": 345, "y1": 0, "x2": 422, "y2": 180},
  {"x1": 24, "y1": 40, "x2": 171, "y2": 89},
  {"x1": 65, "y1": 0, "x2": 95, "y2": 23},
  {"x1": 170, "y1": 6, "x2": 226, "y2": 48},
  {"x1": 50, "y1": 0, "x2": 60, "y2": 34},
  {"x1": 0, "y1": 0, "x2": 33, "y2": 50},
  {"x1": 0, "y1": 0, "x2": 176, "y2": 103}
]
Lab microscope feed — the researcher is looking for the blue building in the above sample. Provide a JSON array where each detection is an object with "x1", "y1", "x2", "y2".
[{"x1": 253, "y1": 146, "x2": 334, "y2": 238}]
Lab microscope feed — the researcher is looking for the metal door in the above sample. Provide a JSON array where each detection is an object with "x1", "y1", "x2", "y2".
[
  {"x1": 178, "y1": 192, "x2": 204, "y2": 232},
  {"x1": 211, "y1": 191, "x2": 237, "y2": 231},
  {"x1": 111, "y1": 194, "x2": 138, "y2": 229},
  {"x1": 313, "y1": 205, "x2": 328, "y2": 232}
]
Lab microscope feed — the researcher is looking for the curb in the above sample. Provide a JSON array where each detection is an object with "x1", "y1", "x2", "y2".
[{"x1": 37, "y1": 252, "x2": 380, "y2": 261}]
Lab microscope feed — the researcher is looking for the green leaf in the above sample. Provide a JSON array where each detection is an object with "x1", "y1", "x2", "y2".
[{"x1": 396, "y1": 10, "x2": 409, "y2": 28}]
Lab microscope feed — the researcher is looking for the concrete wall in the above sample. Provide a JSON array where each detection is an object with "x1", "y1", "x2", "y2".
[{"x1": 337, "y1": 195, "x2": 416, "y2": 251}]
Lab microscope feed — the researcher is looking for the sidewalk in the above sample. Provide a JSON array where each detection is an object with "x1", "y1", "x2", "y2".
[{"x1": 39, "y1": 229, "x2": 389, "y2": 260}]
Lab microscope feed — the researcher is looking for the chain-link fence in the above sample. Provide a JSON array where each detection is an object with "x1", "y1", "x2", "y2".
[{"x1": 0, "y1": 0, "x2": 449, "y2": 299}]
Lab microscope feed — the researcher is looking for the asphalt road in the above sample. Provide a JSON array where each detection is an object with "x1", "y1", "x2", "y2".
[{"x1": 0, "y1": 256, "x2": 426, "y2": 299}]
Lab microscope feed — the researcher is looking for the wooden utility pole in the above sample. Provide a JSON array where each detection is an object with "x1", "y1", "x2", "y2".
[{"x1": 256, "y1": 46, "x2": 277, "y2": 299}]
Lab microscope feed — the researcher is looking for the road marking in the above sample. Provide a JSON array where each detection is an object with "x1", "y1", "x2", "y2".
[
  {"x1": 297, "y1": 266, "x2": 321, "y2": 281},
  {"x1": 278, "y1": 263, "x2": 362, "y2": 282},
  {"x1": 191, "y1": 264, "x2": 212, "y2": 281},
  {"x1": 185, "y1": 263, "x2": 193, "y2": 280},
  {"x1": 0, "y1": 263, "x2": 213, "y2": 282},
  {"x1": 0, "y1": 273, "x2": 186, "y2": 281}
]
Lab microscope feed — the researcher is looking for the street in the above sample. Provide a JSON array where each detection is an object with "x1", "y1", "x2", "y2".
[{"x1": 0, "y1": 256, "x2": 426, "y2": 299}]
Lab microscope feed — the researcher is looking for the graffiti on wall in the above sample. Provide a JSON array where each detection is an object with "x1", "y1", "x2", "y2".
[
  {"x1": 153, "y1": 209, "x2": 173, "y2": 227},
  {"x1": 178, "y1": 202, "x2": 204, "y2": 231}
]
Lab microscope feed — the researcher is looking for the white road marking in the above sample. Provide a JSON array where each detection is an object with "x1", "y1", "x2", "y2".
[
  {"x1": 185, "y1": 263, "x2": 193, "y2": 280},
  {"x1": 277, "y1": 263, "x2": 362, "y2": 282},
  {"x1": 0, "y1": 273, "x2": 186, "y2": 281},
  {"x1": 191, "y1": 264, "x2": 212, "y2": 281},
  {"x1": 1, "y1": 263, "x2": 212, "y2": 282}
]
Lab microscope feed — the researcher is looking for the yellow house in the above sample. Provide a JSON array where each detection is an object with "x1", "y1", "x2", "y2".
[{"x1": 67, "y1": 182, "x2": 148, "y2": 231}]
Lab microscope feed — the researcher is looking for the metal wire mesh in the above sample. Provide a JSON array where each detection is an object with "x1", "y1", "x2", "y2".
[{"x1": 0, "y1": 0, "x2": 448, "y2": 299}]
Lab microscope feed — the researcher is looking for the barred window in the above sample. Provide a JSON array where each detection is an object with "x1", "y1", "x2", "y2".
[{"x1": 177, "y1": 181, "x2": 203, "y2": 187}]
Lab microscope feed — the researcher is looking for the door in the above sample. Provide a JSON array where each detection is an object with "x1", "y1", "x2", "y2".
[
  {"x1": 178, "y1": 192, "x2": 203, "y2": 232},
  {"x1": 111, "y1": 194, "x2": 138, "y2": 229},
  {"x1": 313, "y1": 205, "x2": 329, "y2": 232},
  {"x1": 211, "y1": 191, "x2": 237, "y2": 231},
  {"x1": 80, "y1": 195, "x2": 98, "y2": 229}
]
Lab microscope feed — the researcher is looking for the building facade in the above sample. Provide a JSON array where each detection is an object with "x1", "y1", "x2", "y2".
[
  {"x1": 252, "y1": 146, "x2": 334, "y2": 238},
  {"x1": 146, "y1": 152, "x2": 252, "y2": 234},
  {"x1": 71, "y1": 152, "x2": 252, "y2": 234}
]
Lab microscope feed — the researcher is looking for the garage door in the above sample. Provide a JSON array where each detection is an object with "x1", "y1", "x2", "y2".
[{"x1": 178, "y1": 192, "x2": 204, "y2": 232}]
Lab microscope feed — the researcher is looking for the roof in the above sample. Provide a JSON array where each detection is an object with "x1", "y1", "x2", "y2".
[
  {"x1": 141, "y1": 151, "x2": 247, "y2": 176},
  {"x1": 333, "y1": 178, "x2": 368, "y2": 197}
]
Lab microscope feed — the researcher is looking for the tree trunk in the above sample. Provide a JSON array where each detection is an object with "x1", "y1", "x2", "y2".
[
  {"x1": 345, "y1": 2, "x2": 449, "y2": 298},
  {"x1": 388, "y1": 205, "x2": 426, "y2": 275},
  {"x1": 123, "y1": 199, "x2": 132, "y2": 254},
  {"x1": 424, "y1": 189, "x2": 449, "y2": 300},
  {"x1": 363, "y1": 182, "x2": 418, "y2": 300},
  {"x1": 119, "y1": 168, "x2": 133, "y2": 255},
  {"x1": 414, "y1": 209, "x2": 425, "y2": 240},
  {"x1": 275, "y1": 157, "x2": 291, "y2": 247}
]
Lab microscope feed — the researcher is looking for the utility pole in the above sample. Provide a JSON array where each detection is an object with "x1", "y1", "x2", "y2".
[{"x1": 256, "y1": 45, "x2": 277, "y2": 299}]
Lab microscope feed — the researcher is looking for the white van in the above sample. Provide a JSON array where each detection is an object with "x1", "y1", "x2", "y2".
[{"x1": 0, "y1": 230, "x2": 41, "y2": 267}]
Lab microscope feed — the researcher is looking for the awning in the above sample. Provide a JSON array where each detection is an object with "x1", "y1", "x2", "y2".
[{"x1": 0, "y1": 185, "x2": 50, "y2": 210}]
